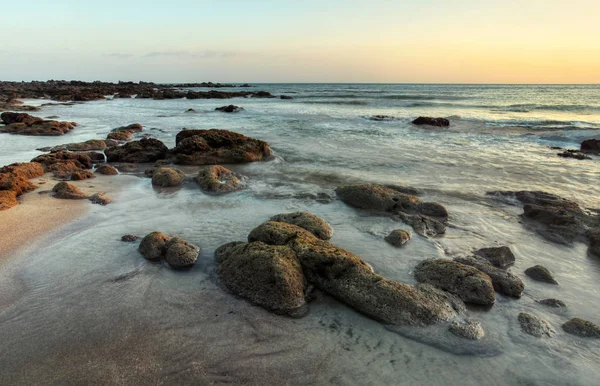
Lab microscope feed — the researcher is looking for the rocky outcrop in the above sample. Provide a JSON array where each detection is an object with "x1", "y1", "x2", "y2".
[
  {"x1": 172, "y1": 129, "x2": 272, "y2": 166},
  {"x1": 414, "y1": 259, "x2": 495, "y2": 305},
  {"x1": 37, "y1": 139, "x2": 107, "y2": 152},
  {"x1": 449, "y1": 319, "x2": 485, "y2": 340},
  {"x1": 215, "y1": 105, "x2": 244, "y2": 113},
  {"x1": 454, "y1": 255, "x2": 524, "y2": 298},
  {"x1": 151, "y1": 167, "x2": 185, "y2": 187},
  {"x1": 105, "y1": 138, "x2": 168, "y2": 163},
  {"x1": 412, "y1": 117, "x2": 450, "y2": 127},
  {"x1": 95, "y1": 164, "x2": 119, "y2": 175},
  {"x1": 0, "y1": 162, "x2": 44, "y2": 196},
  {"x1": 196, "y1": 165, "x2": 242, "y2": 193},
  {"x1": 473, "y1": 246, "x2": 515, "y2": 268},
  {"x1": 385, "y1": 229, "x2": 411, "y2": 247},
  {"x1": 581, "y1": 139, "x2": 600, "y2": 153},
  {"x1": 30, "y1": 151, "x2": 95, "y2": 180},
  {"x1": 269, "y1": 212, "x2": 334, "y2": 240},
  {"x1": 138, "y1": 232, "x2": 199, "y2": 269},
  {"x1": 1, "y1": 112, "x2": 43, "y2": 125},
  {"x1": 562, "y1": 318, "x2": 600, "y2": 338},
  {"x1": 336, "y1": 184, "x2": 448, "y2": 236},
  {"x1": 52, "y1": 182, "x2": 88, "y2": 199},
  {"x1": 518, "y1": 312, "x2": 555, "y2": 338},
  {"x1": 0, "y1": 112, "x2": 77, "y2": 136},
  {"x1": 525, "y1": 265, "x2": 558, "y2": 285},
  {"x1": 217, "y1": 219, "x2": 464, "y2": 325},
  {"x1": 0, "y1": 190, "x2": 18, "y2": 210}
]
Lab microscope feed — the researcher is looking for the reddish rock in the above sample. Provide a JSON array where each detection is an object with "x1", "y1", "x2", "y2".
[
  {"x1": 0, "y1": 190, "x2": 18, "y2": 210},
  {"x1": 52, "y1": 182, "x2": 88, "y2": 199},
  {"x1": 105, "y1": 138, "x2": 168, "y2": 163}
]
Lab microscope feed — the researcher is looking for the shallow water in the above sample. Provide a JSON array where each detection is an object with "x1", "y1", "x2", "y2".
[{"x1": 1, "y1": 84, "x2": 599, "y2": 385}]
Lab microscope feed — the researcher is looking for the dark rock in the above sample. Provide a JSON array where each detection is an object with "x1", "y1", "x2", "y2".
[
  {"x1": 138, "y1": 231, "x2": 171, "y2": 261},
  {"x1": 581, "y1": 138, "x2": 600, "y2": 153},
  {"x1": 449, "y1": 319, "x2": 485, "y2": 340},
  {"x1": 474, "y1": 246, "x2": 516, "y2": 268},
  {"x1": 151, "y1": 167, "x2": 185, "y2": 187},
  {"x1": 107, "y1": 131, "x2": 133, "y2": 141},
  {"x1": 588, "y1": 228, "x2": 600, "y2": 258},
  {"x1": 215, "y1": 105, "x2": 244, "y2": 113},
  {"x1": 412, "y1": 117, "x2": 450, "y2": 127},
  {"x1": 52, "y1": 182, "x2": 87, "y2": 199},
  {"x1": 280, "y1": 95, "x2": 293, "y2": 100},
  {"x1": 37, "y1": 139, "x2": 107, "y2": 152},
  {"x1": 518, "y1": 312, "x2": 555, "y2": 338},
  {"x1": 1, "y1": 112, "x2": 43, "y2": 125},
  {"x1": 185, "y1": 108, "x2": 196, "y2": 113},
  {"x1": 121, "y1": 235, "x2": 139, "y2": 242},
  {"x1": 196, "y1": 165, "x2": 242, "y2": 193},
  {"x1": 95, "y1": 164, "x2": 119, "y2": 175},
  {"x1": 396, "y1": 212, "x2": 446, "y2": 237},
  {"x1": 253, "y1": 91, "x2": 275, "y2": 98},
  {"x1": 562, "y1": 318, "x2": 600, "y2": 338},
  {"x1": 89, "y1": 192, "x2": 111, "y2": 205},
  {"x1": 557, "y1": 150, "x2": 591, "y2": 160},
  {"x1": 414, "y1": 259, "x2": 495, "y2": 305},
  {"x1": 0, "y1": 117, "x2": 76, "y2": 136},
  {"x1": 112, "y1": 123, "x2": 143, "y2": 133},
  {"x1": 454, "y1": 255, "x2": 524, "y2": 298},
  {"x1": 269, "y1": 212, "x2": 333, "y2": 240},
  {"x1": 369, "y1": 115, "x2": 397, "y2": 121},
  {"x1": 525, "y1": 265, "x2": 558, "y2": 285},
  {"x1": 105, "y1": 138, "x2": 168, "y2": 163},
  {"x1": 164, "y1": 237, "x2": 199, "y2": 268},
  {"x1": 385, "y1": 229, "x2": 411, "y2": 247},
  {"x1": 536, "y1": 298, "x2": 566, "y2": 308}
]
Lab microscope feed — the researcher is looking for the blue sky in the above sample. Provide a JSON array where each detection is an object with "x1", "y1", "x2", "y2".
[{"x1": 1, "y1": 0, "x2": 599, "y2": 83}]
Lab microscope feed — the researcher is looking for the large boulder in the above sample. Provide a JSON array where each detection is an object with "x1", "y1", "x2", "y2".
[
  {"x1": 562, "y1": 318, "x2": 600, "y2": 338},
  {"x1": 164, "y1": 237, "x2": 199, "y2": 268},
  {"x1": 412, "y1": 117, "x2": 450, "y2": 127},
  {"x1": 269, "y1": 212, "x2": 334, "y2": 240},
  {"x1": 105, "y1": 138, "x2": 168, "y2": 163},
  {"x1": 151, "y1": 167, "x2": 185, "y2": 187},
  {"x1": 216, "y1": 241, "x2": 307, "y2": 316},
  {"x1": 196, "y1": 165, "x2": 242, "y2": 193},
  {"x1": 518, "y1": 312, "x2": 555, "y2": 338},
  {"x1": 581, "y1": 138, "x2": 600, "y2": 153},
  {"x1": 473, "y1": 246, "x2": 515, "y2": 268},
  {"x1": 454, "y1": 255, "x2": 524, "y2": 298},
  {"x1": 414, "y1": 259, "x2": 496, "y2": 305},
  {"x1": 52, "y1": 182, "x2": 88, "y2": 199},
  {"x1": 139, "y1": 232, "x2": 171, "y2": 261},
  {"x1": 172, "y1": 129, "x2": 272, "y2": 165},
  {"x1": 1, "y1": 112, "x2": 43, "y2": 125}
]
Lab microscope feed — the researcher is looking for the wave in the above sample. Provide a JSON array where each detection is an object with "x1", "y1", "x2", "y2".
[
  {"x1": 301, "y1": 100, "x2": 369, "y2": 106},
  {"x1": 382, "y1": 94, "x2": 468, "y2": 101},
  {"x1": 494, "y1": 104, "x2": 600, "y2": 113}
]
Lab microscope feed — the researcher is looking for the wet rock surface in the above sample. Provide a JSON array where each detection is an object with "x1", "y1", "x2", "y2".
[
  {"x1": 196, "y1": 165, "x2": 242, "y2": 193},
  {"x1": 215, "y1": 105, "x2": 244, "y2": 113},
  {"x1": 581, "y1": 138, "x2": 600, "y2": 153},
  {"x1": 454, "y1": 255, "x2": 524, "y2": 298},
  {"x1": 0, "y1": 190, "x2": 18, "y2": 211},
  {"x1": 473, "y1": 246, "x2": 516, "y2": 268},
  {"x1": 448, "y1": 319, "x2": 485, "y2": 340},
  {"x1": 0, "y1": 112, "x2": 77, "y2": 136},
  {"x1": 269, "y1": 212, "x2": 334, "y2": 240},
  {"x1": 89, "y1": 192, "x2": 111, "y2": 206},
  {"x1": 52, "y1": 182, "x2": 88, "y2": 199},
  {"x1": 95, "y1": 164, "x2": 119, "y2": 175},
  {"x1": 151, "y1": 167, "x2": 185, "y2": 187},
  {"x1": 138, "y1": 232, "x2": 199, "y2": 268},
  {"x1": 385, "y1": 229, "x2": 411, "y2": 247},
  {"x1": 518, "y1": 312, "x2": 555, "y2": 338},
  {"x1": 105, "y1": 138, "x2": 169, "y2": 163},
  {"x1": 536, "y1": 298, "x2": 566, "y2": 308},
  {"x1": 412, "y1": 117, "x2": 450, "y2": 127},
  {"x1": 525, "y1": 265, "x2": 558, "y2": 285},
  {"x1": 562, "y1": 318, "x2": 600, "y2": 338},
  {"x1": 557, "y1": 149, "x2": 592, "y2": 160}
]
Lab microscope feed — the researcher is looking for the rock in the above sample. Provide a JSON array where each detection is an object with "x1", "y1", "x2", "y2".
[
  {"x1": 138, "y1": 232, "x2": 172, "y2": 261},
  {"x1": 115, "y1": 164, "x2": 138, "y2": 173},
  {"x1": 71, "y1": 170, "x2": 95, "y2": 181},
  {"x1": 536, "y1": 299, "x2": 566, "y2": 308},
  {"x1": 454, "y1": 255, "x2": 524, "y2": 298},
  {"x1": 1, "y1": 112, "x2": 43, "y2": 125},
  {"x1": 105, "y1": 138, "x2": 168, "y2": 163},
  {"x1": 449, "y1": 319, "x2": 485, "y2": 340},
  {"x1": 0, "y1": 162, "x2": 44, "y2": 196},
  {"x1": 37, "y1": 139, "x2": 107, "y2": 152},
  {"x1": 412, "y1": 117, "x2": 450, "y2": 127},
  {"x1": 214, "y1": 241, "x2": 246, "y2": 264},
  {"x1": 121, "y1": 235, "x2": 139, "y2": 242},
  {"x1": 588, "y1": 228, "x2": 600, "y2": 258},
  {"x1": 369, "y1": 115, "x2": 397, "y2": 121},
  {"x1": 105, "y1": 139, "x2": 120, "y2": 148},
  {"x1": 557, "y1": 150, "x2": 591, "y2": 160},
  {"x1": 185, "y1": 108, "x2": 196, "y2": 113},
  {"x1": 112, "y1": 123, "x2": 143, "y2": 133},
  {"x1": 215, "y1": 105, "x2": 244, "y2": 113},
  {"x1": 473, "y1": 246, "x2": 515, "y2": 268},
  {"x1": 562, "y1": 318, "x2": 600, "y2": 338},
  {"x1": 164, "y1": 237, "x2": 199, "y2": 269},
  {"x1": 52, "y1": 182, "x2": 88, "y2": 199},
  {"x1": 107, "y1": 131, "x2": 133, "y2": 141},
  {"x1": 581, "y1": 138, "x2": 600, "y2": 153},
  {"x1": 0, "y1": 190, "x2": 18, "y2": 211},
  {"x1": 396, "y1": 212, "x2": 446, "y2": 237},
  {"x1": 414, "y1": 259, "x2": 496, "y2": 305},
  {"x1": 1, "y1": 119, "x2": 76, "y2": 136},
  {"x1": 525, "y1": 265, "x2": 558, "y2": 285},
  {"x1": 31, "y1": 151, "x2": 93, "y2": 170},
  {"x1": 280, "y1": 95, "x2": 293, "y2": 100},
  {"x1": 247, "y1": 221, "x2": 464, "y2": 325},
  {"x1": 269, "y1": 212, "x2": 333, "y2": 240},
  {"x1": 95, "y1": 164, "x2": 119, "y2": 175},
  {"x1": 172, "y1": 129, "x2": 272, "y2": 165},
  {"x1": 518, "y1": 312, "x2": 555, "y2": 338},
  {"x1": 252, "y1": 91, "x2": 275, "y2": 98},
  {"x1": 216, "y1": 241, "x2": 307, "y2": 316},
  {"x1": 89, "y1": 192, "x2": 111, "y2": 205},
  {"x1": 196, "y1": 165, "x2": 242, "y2": 193},
  {"x1": 151, "y1": 167, "x2": 185, "y2": 187},
  {"x1": 385, "y1": 229, "x2": 411, "y2": 247}
]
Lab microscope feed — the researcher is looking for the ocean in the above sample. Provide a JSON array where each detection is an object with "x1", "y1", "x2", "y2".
[{"x1": 0, "y1": 84, "x2": 599, "y2": 384}]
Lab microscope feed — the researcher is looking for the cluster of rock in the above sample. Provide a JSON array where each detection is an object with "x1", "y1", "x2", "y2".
[
  {"x1": 0, "y1": 112, "x2": 77, "y2": 136},
  {"x1": 138, "y1": 231, "x2": 199, "y2": 269},
  {"x1": 0, "y1": 97, "x2": 40, "y2": 112}
]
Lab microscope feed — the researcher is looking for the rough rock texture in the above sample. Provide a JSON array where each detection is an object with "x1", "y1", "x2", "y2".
[
  {"x1": 1, "y1": 112, "x2": 42, "y2": 125},
  {"x1": 1, "y1": 112, "x2": 76, "y2": 136},
  {"x1": 414, "y1": 259, "x2": 496, "y2": 305},
  {"x1": 474, "y1": 246, "x2": 516, "y2": 268},
  {"x1": 525, "y1": 265, "x2": 558, "y2": 285},
  {"x1": 245, "y1": 221, "x2": 464, "y2": 325},
  {"x1": 369, "y1": 115, "x2": 398, "y2": 121},
  {"x1": 196, "y1": 165, "x2": 242, "y2": 193},
  {"x1": 216, "y1": 242, "x2": 307, "y2": 316},
  {"x1": 31, "y1": 151, "x2": 93, "y2": 170},
  {"x1": 557, "y1": 150, "x2": 592, "y2": 160},
  {"x1": 112, "y1": 123, "x2": 143, "y2": 133},
  {"x1": 385, "y1": 229, "x2": 411, "y2": 247},
  {"x1": 412, "y1": 117, "x2": 450, "y2": 127},
  {"x1": 449, "y1": 319, "x2": 485, "y2": 340},
  {"x1": 536, "y1": 299, "x2": 566, "y2": 308},
  {"x1": 269, "y1": 212, "x2": 334, "y2": 240},
  {"x1": 172, "y1": 129, "x2": 272, "y2": 165},
  {"x1": 581, "y1": 138, "x2": 600, "y2": 153},
  {"x1": 37, "y1": 139, "x2": 107, "y2": 152},
  {"x1": 95, "y1": 164, "x2": 119, "y2": 175},
  {"x1": 0, "y1": 190, "x2": 18, "y2": 210},
  {"x1": 107, "y1": 131, "x2": 133, "y2": 141},
  {"x1": 336, "y1": 184, "x2": 448, "y2": 237},
  {"x1": 588, "y1": 228, "x2": 600, "y2": 258},
  {"x1": 454, "y1": 255, "x2": 524, "y2": 298},
  {"x1": 121, "y1": 235, "x2": 139, "y2": 242},
  {"x1": 52, "y1": 182, "x2": 88, "y2": 199},
  {"x1": 215, "y1": 105, "x2": 244, "y2": 113},
  {"x1": 518, "y1": 312, "x2": 555, "y2": 338},
  {"x1": 151, "y1": 167, "x2": 185, "y2": 187},
  {"x1": 562, "y1": 318, "x2": 600, "y2": 338},
  {"x1": 105, "y1": 138, "x2": 168, "y2": 163},
  {"x1": 164, "y1": 237, "x2": 199, "y2": 269},
  {"x1": 0, "y1": 162, "x2": 44, "y2": 196},
  {"x1": 89, "y1": 192, "x2": 111, "y2": 206},
  {"x1": 71, "y1": 170, "x2": 95, "y2": 181},
  {"x1": 138, "y1": 232, "x2": 171, "y2": 261}
]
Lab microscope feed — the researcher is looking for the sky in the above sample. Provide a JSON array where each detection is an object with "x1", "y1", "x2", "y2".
[{"x1": 0, "y1": 0, "x2": 599, "y2": 83}]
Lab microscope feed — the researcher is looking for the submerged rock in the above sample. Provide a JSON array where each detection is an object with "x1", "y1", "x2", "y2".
[
  {"x1": 95, "y1": 164, "x2": 119, "y2": 175},
  {"x1": 536, "y1": 298, "x2": 566, "y2": 308},
  {"x1": 562, "y1": 318, "x2": 600, "y2": 338},
  {"x1": 52, "y1": 182, "x2": 88, "y2": 199},
  {"x1": 164, "y1": 237, "x2": 199, "y2": 269},
  {"x1": 112, "y1": 123, "x2": 143, "y2": 133},
  {"x1": 105, "y1": 138, "x2": 168, "y2": 163},
  {"x1": 518, "y1": 312, "x2": 555, "y2": 338},
  {"x1": 172, "y1": 129, "x2": 272, "y2": 165},
  {"x1": 369, "y1": 115, "x2": 398, "y2": 121},
  {"x1": 385, "y1": 229, "x2": 411, "y2": 247},
  {"x1": 557, "y1": 150, "x2": 591, "y2": 160},
  {"x1": 454, "y1": 255, "x2": 524, "y2": 298},
  {"x1": 412, "y1": 117, "x2": 450, "y2": 127},
  {"x1": 215, "y1": 105, "x2": 244, "y2": 113},
  {"x1": 269, "y1": 212, "x2": 334, "y2": 240},
  {"x1": 196, "y1": 165, "x2": 242, "y2": 193},
  {"x1": 89, "y1": 192, "x2": 111, "y2": 206},
  {"x1": 449, "y1": 319, "x2": 485, "y2": 340},
  {"x1": 473, "y1": 246, "x2": 516, "y2": 268},
  {"x1": 414, "y1": 259, "x2": 495, "y2": 305},
  {"x1": 121, "y1": 234, "x2": 139, "y2": 242},
  {"x1": 151, "y1": 167, "x2": 185, "y2": 187},
  {"x1": 525, "y1": 265, "x2": 558, "y2": 285}
]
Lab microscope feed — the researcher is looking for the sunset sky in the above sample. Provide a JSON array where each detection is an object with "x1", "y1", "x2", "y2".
[{"x1": 1, "y1": 0, "x2": 599, "y2": 83}]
